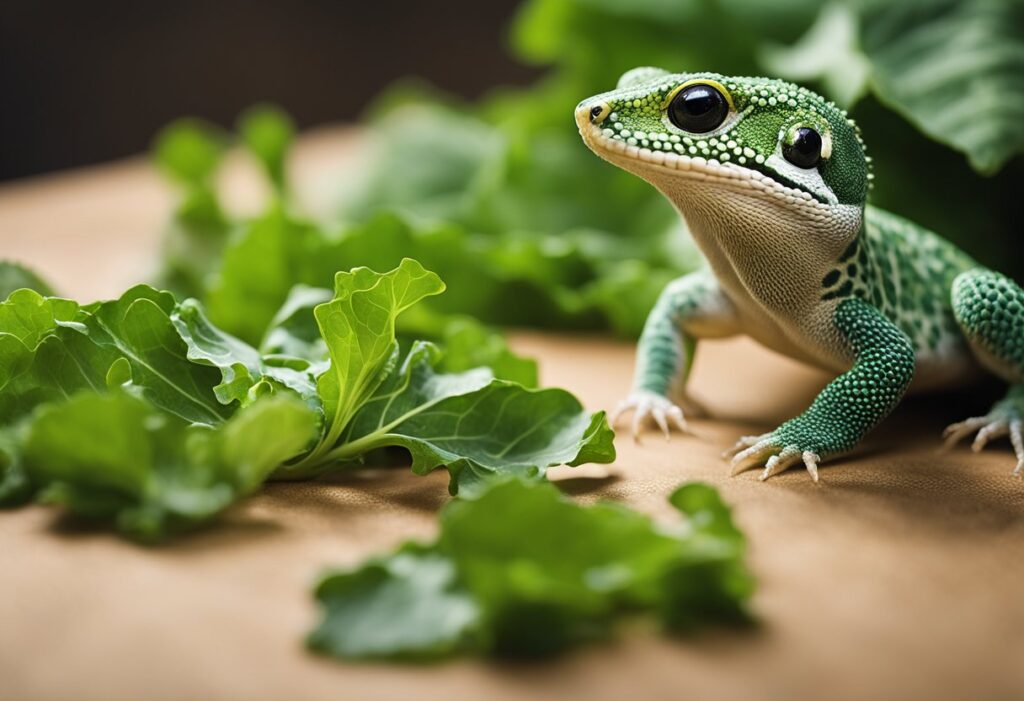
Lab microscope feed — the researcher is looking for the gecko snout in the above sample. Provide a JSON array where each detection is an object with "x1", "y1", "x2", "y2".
[{"x1": 576, "y1": 101, "x2": 610, "y2": 127}]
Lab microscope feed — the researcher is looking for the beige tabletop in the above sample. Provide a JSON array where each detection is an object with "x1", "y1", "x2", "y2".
[{"x1": 1, "y1": 128, "x2": 1022, "y2": 701}]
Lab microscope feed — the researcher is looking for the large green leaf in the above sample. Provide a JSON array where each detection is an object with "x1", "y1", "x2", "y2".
[
  {"x1": 24, "y1": 391, "x2": 317, "y2": 541},
  {"x1": 268, "y1": 262, "x2": 612, "y2": 487},
  {"x1": 861, "y1": 0, "x2": 1024, "y2": 174},
  {"x1": 396, "y1": 382, "x2": 614, "y2": 495},
  {"x1": 312, "y1": 258, "x2": 445, "y2": 458},
  {"x1": 83, "y1": 286, "x2": 230, "y2": 425},
  {"x1": 283, "y1": 340, "x2": 614, "y2": 492}
]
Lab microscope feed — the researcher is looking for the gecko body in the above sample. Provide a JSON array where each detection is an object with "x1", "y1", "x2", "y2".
[{"x1": 576, "y1": 69, "x2": 1024, "y2": 480}]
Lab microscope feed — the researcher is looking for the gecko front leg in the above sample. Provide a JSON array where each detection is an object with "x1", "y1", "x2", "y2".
[
  {"x1": 728, "y1": 298, "x2": 915, "y2": 481},
  {"x1": 614, "y1": 270, "x2": 739, "y2": 440}
]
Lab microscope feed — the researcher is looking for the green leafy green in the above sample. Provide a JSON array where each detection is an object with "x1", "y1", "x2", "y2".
[
  {"x1": 769, "y1": 0, "x2": 1024, "y2": 174},
  {"x1": 238, "y1": 104, "x2": 295, "y2": 193},
  {"x1": 0, "y1": 429, "x2": 32, "y2": 507},
  {"x1": 309, "y1": 478, "x2": 753, "y2": 661},
  {"x1": 0, "y1": 262, "x2": 54, "y2": 299},
  {"x1": 273, "y1": 261, "x2": 615, "y2": 489},
  {"x1": 259, "y1": 284, "x2": 333, "y2": 362},
  {"x1": 434, "y1": 317, "x2": 538, "y2": 388},
  {"x1": 82, "y1": 286, "x2": 230, "y2": 425},
  {"x1": 205, "y1": 206, "x2": 324, "y2": 345},
  {"x1": 662, "y1": 483, "x2": 754, "y2": 629},
  {"x1": 24, "y1": 391, "x2": 317, "y2": 541},
  {"x1": 860, "y1": 0, "x2": 1024, "y2": 174},
  {"x1": 339, "y1": 102, "x2": 502, "y2": 225},
  {"x1": 1, "y1": 259, "x2": 613, "y2": 533},
  {"x1": 310, "y1": 544, "x2": 479, "y2": 661},
  {"x1": 153, "y1": 119, "x2": 231, "y2": 300},
  {"x1": 310, "y1": 340, "x2": 613, "y2": 494},
  {"x1": 153, "y1": 118, "x2": 227, "y2": 187},
  {"x1": 313, "y1": 259, "x2": 445, "y2": 456},
  {"x1": 172, "y1": 296, "x2": 320, "y2": 405},
  {"x1": 759, "y1": 2, "x2": 870, "y2": 108},
  {"x1": 0, "y1": 290, "x2": 107, "y2": 426}
]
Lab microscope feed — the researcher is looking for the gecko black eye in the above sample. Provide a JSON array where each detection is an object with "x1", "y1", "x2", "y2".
[
  {"x1": 783, "y1": 127, "x2": 823, "y2": 169},
  {"x1": 668, "y1": 84, "x2": 729, "y2": 133}
]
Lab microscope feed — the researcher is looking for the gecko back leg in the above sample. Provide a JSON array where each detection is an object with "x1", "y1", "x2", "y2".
[{"x1": 946, "y1": 269, "x2": 1024, "y2": 476}]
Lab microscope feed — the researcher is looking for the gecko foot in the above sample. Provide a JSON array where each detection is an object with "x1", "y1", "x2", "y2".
[
  {"x1": 943, "y1": 414, "x2": 1024, "y2": 479},
  {"x1": 942, "y1": 385, "x2": 1024, "y2": 478},
  {"x1": 725, "y1": 433, "x2": 821, "y2": 482},
  {"x1": 612, "y1": 390, "x2": 690, "y2": 442}
]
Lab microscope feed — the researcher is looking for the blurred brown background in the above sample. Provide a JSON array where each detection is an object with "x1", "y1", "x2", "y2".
[{"x1": 0, "y1": 0, "x2": 536, "y2": 181}]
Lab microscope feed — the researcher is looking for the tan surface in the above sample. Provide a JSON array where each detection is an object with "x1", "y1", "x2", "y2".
[{"x1": 1, "y1": 133, "x2": 1023, "y2": 701}]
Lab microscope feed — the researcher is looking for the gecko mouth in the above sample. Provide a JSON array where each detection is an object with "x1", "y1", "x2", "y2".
[{"x1": 576, "y1": 117, "x2": 834, "y2": 214}]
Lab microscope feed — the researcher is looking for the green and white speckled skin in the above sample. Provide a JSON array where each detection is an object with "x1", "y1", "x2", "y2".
[{"x1": 576, "y1": 68, "x2": 1024, "y2": 481}]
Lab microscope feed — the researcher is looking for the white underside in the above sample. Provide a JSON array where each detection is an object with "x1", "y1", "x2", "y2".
[{"x1": 579, "y1": 120, "x2": 979, "y2": 393}]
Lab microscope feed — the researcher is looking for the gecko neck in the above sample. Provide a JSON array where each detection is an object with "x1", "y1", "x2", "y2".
[{"x1": 658, "y1": 180, "x2": 863, "y2": 315}]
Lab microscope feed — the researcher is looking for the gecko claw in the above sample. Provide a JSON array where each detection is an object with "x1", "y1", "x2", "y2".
[
  {"x1": 803, "y1": 451, "x2": 821, "y2": 483},
  {"x1": 727, "y1": 434, "x2": 824, "y2": 482},
  {"x1": 728, "y1": 435, "x2": 775, "y2": 475},
  {"x1": 757, "y1": 447, "x2": 800, "y2": 481},
  {"x1": 651, "y1": 405, "x2": 670, "y2": 440},
  {"x1": 613, "y1": 390, "x2": 690, "y2": 443},
  {"x1": 667, "y1": 404, "x2": 688, "y2": 433},
  {"x1": 722, "y1": 435, "x2": 760, "y2": 460}
]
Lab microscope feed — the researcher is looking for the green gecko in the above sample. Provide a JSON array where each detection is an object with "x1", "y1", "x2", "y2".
[{"x1": 576, "y1": 68, "x2": 1024, "y2": 482}]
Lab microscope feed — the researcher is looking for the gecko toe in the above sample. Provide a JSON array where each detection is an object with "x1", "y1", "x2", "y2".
[{"x1": 729, "y1": 437, "x2": 776, "y2": 475}]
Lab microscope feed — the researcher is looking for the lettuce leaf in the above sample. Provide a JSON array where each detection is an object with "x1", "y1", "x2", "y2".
[
  {"x1": 309, "y1": 478, "x2": 752, "y2": 660},
  {"x1": 24, "y1": 391, "x2": 316, "y2": 542},
  {"x1": 277, "y1": 261, "x2": 615, "y2": 489},
  {"x1": 314, "y1": 259, "x2": 446, "y2": 455},
  {"x1": 82, "y1": 285, "x2": 230, "y2": 425},
  {"x1": 3, "y1": 260, "x2": 614, "y2": 535},
  {"x1": 302, "y1": 340, "x2": 612, "y2": 493}
]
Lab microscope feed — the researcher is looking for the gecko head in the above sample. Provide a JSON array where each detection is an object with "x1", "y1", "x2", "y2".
[{"x1": 576, "y1": 69, "x2": 870, "y2": 225}]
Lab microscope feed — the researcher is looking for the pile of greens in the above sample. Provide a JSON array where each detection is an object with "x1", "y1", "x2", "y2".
[
  {"x1": 147, "y1": 0, "x2": 1023, "y2": 347},
  {"x1": 152, "y1": 105, "x2": 687, "y2": 341},
  {"x1": 340, "y1": 0, "x2": 1023, "y2": 301},
  {"x1": 310, "y1": 478, "x2": 753, "y2": 660},
  {"x1": 0, "y1": 260, "x2": 614, "y2": 541}
]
